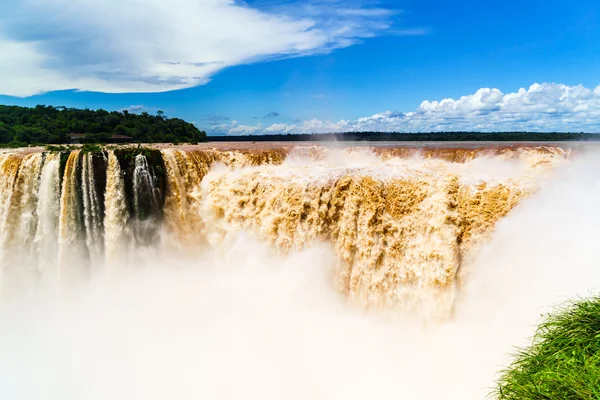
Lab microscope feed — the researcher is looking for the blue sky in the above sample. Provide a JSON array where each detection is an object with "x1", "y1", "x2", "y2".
[{"x1": 0, "y1": 0, "x2": 599, "y2": 134}]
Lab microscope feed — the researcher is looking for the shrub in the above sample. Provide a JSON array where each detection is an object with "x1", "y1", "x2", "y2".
[
  {"x1": 494, "y1": 296, "x2": 600, "y2": 399},
  {"x1": 80, "y1": 143, "x2": 104, "y2": 154},
  {"x1": 45, "y1": 144, "x2": 70, "y2": 152}
]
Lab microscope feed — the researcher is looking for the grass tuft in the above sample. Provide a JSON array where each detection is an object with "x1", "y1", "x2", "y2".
[{"x1": 493, "y1": 296, "x2": 600, "y2": 399}]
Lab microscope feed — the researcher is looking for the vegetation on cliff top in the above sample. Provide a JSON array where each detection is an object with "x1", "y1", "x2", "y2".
[
  {"x1": 494, "y1": 296, "x2": 600, "y2": 399},
  {"x1": 0, "y1": 105, "x2": 206, "y2": 146}
]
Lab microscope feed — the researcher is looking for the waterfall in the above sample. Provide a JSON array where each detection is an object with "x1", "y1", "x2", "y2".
[
  {"x1": 162, "y1": 149, "x2": 213, "y2": 251},
  {"x1": 162, "y1": 149, "x2": 192, "y2": 248},
  {"x1": 104, "y1": 150, "x2": 131, "y2": 265},
  {"x1": 15, "y1": 154, "x2": 43, "y2": 246},
  {"x1": 0, "y1": 145, "x2": 568, "y2": 316},
  {"x1": 131, "y1": 153, "x2": 161, "y2": 245},
  {"x1": 35, "y1": 153, "x2": 61, "y2": 281},
  {"x1": 133, "y1": 153, "x2": 160, "y2": 220},
  {"x1": 0, "y1": 154, "x2": 25, "y2": 294},
  {"x1": 12, "y1": 154, "x2": 43, "y2": 273},
  {"x1": 82, "y1": 152, "x2": 105, "y2": 269},
  {"x1": 57, "y1": 151, "x2": 86, "y2": 283},
  {"x1": 0, "y1": 154, "x2": 22, "y2": 255}
]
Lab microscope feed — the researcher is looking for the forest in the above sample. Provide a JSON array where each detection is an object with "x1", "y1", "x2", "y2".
[{"x1": 0, "y1": 105, "x2": 206, "y2": 146}]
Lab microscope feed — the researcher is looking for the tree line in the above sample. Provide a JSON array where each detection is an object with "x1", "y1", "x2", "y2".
[
  {"x1": 0, "y1": 105, "x2": 206, "y2": 146},
  {"x1": 208, "y1": 131, "x2": 600, "y2": 142}
]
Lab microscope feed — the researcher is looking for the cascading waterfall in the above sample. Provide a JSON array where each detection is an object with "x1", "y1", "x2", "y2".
[
  {"x1": 1, "y1": 154, "x2": 44, "y2": 293},
  {"x1": 0, "y1": 154, "x2": 22, "y2": 259},
  {"x1": 35, "y1": 153, "x2": 61, "y2": 282},
  {"x1": 13, "y1": 154, "x2": 43, "y2": 253},
  {"x1": 198, "y1": 155, "x2": 540, "y2": 317},
  {"x1": 132, "y1": 153, "x2": 162, "y2": 245},
  {"x1": 161, "y1": 149, "x2": 214, "y2": 251},
  {"x1": 0, "y1": 145, "x2": 569, "y2": 317},
  {"x1": 57, "y1": 150, "x2": 86, "y2": 283},
  {"x1": 82, "y1": 152, "x2": 106, "y2": 270},
  {"x1": 104, "y1": 150, "x2": 131, "y2": 265},
  {"x1": 133, "y1": 154, "x2": 158, "y2": 219}
]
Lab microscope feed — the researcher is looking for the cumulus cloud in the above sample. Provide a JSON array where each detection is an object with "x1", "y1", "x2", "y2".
[
  {"x1": 0, "y1": 0, "x2": 399, "y2": 97},
  {"x1": 211, "y1": 83, "x2": 600, "y2": 135}
]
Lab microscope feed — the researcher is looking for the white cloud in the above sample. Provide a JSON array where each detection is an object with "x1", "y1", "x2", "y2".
[
  {"x1": 264, "y1": 119, "x2": 350, "y2": 134},
  {"x1": 337, "y1": 8, "x2": 396, "y2": 17},
  {"x1": 211, "y1": 118, "x2": 350, "y2": 135},
  {"x1": 0, "y1": 38, "x2": 106, "y2": 96},
  {"x1": 0, "y1": 0, "x2": 398, "y2": 97},
  {"x1": 210, "y1": 83, "x2": 600, "y2": 135},
  {"x1": 216, "y1": 121, "x2": 264, "y2": 136}
]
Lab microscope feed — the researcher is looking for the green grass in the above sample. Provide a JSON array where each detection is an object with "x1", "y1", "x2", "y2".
[{"x1": 494, "y1": 296, "x2": 600, "y2": 399}]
